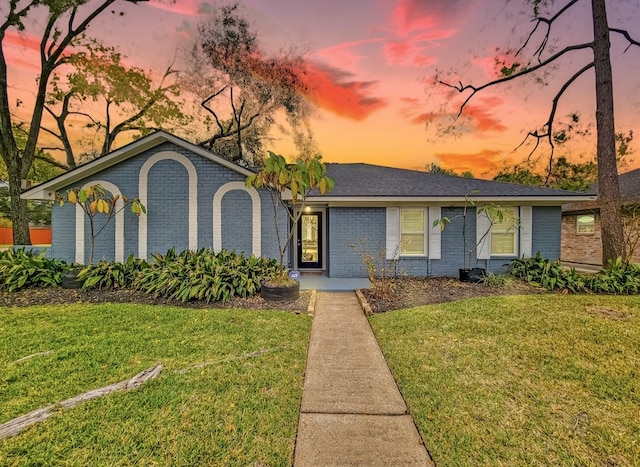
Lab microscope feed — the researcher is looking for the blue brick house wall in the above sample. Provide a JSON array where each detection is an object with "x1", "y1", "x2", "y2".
[
  {"x1": 532, "y1": 206, "x2": 561, "y2": 259},
  {"x1": 325, "y1": 205, "x2": 564, "y2": 278},
  {"x1": 50, "y1": 142, "x2": 284, "y2": 263},
  {"x1": 328, "y1": 207, "x2": 386, "y2": 278}
]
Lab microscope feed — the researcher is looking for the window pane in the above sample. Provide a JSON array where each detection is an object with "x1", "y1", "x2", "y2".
[
  {"x1": 491, "y1": 207, "x2": 516, "y2": 230},
  {"x1": 491, "y1": 233, "x2": 515, "y2": 255},
  {"x1": 401, "y1": 209, "x2": 424, "y2": 231},
  {"x1": 401, "y1": 233, "x2": 425, "y2": 255},
  {"x1": 577, "y1": 215, "x2": 595, "y2": 234}
]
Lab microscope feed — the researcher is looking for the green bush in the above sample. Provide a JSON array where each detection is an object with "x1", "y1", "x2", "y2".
[
  {"x1": 508, "y1": 252, "x2": 580, "y2": 292},
  {"x1": 132, "y1": 248, "x2": 279, "y2": 303},
  {"x1": 0, "y1": 248, "x2": 67, "y2": 291},
  {"x1": 586, "y1": 257, "x2": 640, "y2": 294},
  {"x1": 508, "y1": 253, "x2": 640, "y2": 294},
  {"x1": 79, "y1": 254, "x2": 148, "y2": 290}
]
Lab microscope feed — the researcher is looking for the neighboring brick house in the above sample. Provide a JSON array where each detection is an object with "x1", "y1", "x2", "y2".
[
  {"x1": 562, "y1": 168, "x2": 640, "y2": 267},
  {"x1": 22, "y1": 131, "x2": 593, "y2": 278}
]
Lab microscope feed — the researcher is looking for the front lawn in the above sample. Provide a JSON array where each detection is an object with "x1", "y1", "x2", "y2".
[
  {"x1": 0, "y1": 304, "x2": 311, "y2": 465},
  {"x1": 370, "y1": 295, "x2": 640, "y2": 465}
]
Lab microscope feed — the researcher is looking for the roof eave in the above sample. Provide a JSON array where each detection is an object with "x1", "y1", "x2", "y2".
[
  {"x1": 21, "y1": 131, "x2": 254, "y2": 200},
  {"x1": 302, "y1": 195, "x2": 596, "y2": 206}
]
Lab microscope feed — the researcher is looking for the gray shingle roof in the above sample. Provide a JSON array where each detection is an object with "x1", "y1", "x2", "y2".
[{"x1": 314, "y1": 163, "x2": 590, "y2": 199}]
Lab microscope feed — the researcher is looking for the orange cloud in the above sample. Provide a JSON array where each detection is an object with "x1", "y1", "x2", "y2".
[
  {"x1": 435, "y1": 148, "x2": 513, "y2": 178},
  {"x1": 463, "y1": 102, "x2": 508, "y2": 133},
  {"x1": 302, "y1": 62, "x2": 387, "y2": 121}
]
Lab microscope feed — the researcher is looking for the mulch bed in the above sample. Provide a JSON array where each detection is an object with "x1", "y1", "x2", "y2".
[
  {"x1": 0, "y1": 287, "x2": 313, "y2": 314},
  {"x1": 1, "y1": 277, "x2": 549, "y2": 313}
]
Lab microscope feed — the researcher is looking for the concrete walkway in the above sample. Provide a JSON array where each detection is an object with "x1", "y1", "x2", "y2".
[{"x1": 293, "y1": 292, "x2": 433, "y2": 466}]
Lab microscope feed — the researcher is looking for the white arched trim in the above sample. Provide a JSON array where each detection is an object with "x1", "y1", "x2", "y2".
[
  {"x1": 76, "y1": 180, "x2": 124, "y2": 263},
  {"x1": 138, "y1": 151, "x2": 198, "y2": 259},
  {"x1": 213, "y1": 181, "x2": 261, "y2": 257}
]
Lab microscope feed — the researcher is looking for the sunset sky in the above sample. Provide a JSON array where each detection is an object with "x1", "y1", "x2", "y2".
[{"x1": 4, "y1": 0, "x2": 640, "y2": 178}]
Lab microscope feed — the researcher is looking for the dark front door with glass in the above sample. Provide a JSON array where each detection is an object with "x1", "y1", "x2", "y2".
[{"x1": 297, "y1": 212, "x2": 322, "y2": 269}]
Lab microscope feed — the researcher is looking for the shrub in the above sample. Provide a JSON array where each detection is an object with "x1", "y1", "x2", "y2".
[
  {"x1": 79, "y1": 254, "x2": 148, "y2": 290},
  {"x1": 0, "y1": 248, "x2": 67, "y2": 291},
  {"x1": 507, "y1": 253, "x2": 585, "y2": 292},
  {"x1": 586, "y1": 257, "x2": 640, "y2": 294},
  {"x1": 508, "y1": 253, "x2": 640, "y2": 295},
  {"x1": 132, "y1": 248, "x2": 279, "y2": 303}
]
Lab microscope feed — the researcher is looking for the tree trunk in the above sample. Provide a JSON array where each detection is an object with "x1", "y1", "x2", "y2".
[
  {"x1": 591, "y1": 0, "x2": 624, "y2": 264},
  {"x1": 7, "y1": 151, "x2": 31, "y2": 245}
]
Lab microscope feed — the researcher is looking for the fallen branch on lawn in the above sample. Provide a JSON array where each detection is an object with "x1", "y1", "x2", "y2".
[
  {"x1": 175, "y1": 347, "x2": 279, "y2": 374},
  {"x1": 0, "y1": 364, "x2": 163, "y2": 440},
  {"x1": 11, "y1": 350, "x2": 53, "y2": 364}
]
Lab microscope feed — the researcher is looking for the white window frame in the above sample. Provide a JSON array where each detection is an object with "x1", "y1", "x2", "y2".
[
  {"x1": 576, "y1": 214, "x2": 595, "y2": 235},
  {"x1": 400, "y1": 207, "x2": 427, "y2": 257},
  {"x1": 489, "y1": 206, "x2": 518, "y2": 257}
]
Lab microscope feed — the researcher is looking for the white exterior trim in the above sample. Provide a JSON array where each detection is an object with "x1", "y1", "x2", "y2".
[
  {"x1": 75, "y1": 180, "x2": 124, "y2": 263},
  {"x1": 476, "y1": 209, "x2": 492, "y2": 260},
  {"x1": 520, "y1": 206, "x2": 533, "y2": 258},
  {"x1": 213, "y1": 181, "x2": 261, "y2": 257},
  {"x1": 428, "y1": 206, "x2": 442, "y2": 260},
  {"x1": 138, "y1": 151, "x2": 198, "y2": 259},
  {"x1": 386, "y1": 207, "x2": 400, "y2": 260}
]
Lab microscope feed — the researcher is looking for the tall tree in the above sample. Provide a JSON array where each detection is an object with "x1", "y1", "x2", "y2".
[
  {"x1": 188, "y1": 2, "x2": 316, "y2": 165},
  {"x1": 434, "y1": 0, "x2": 638, "y2": 264},
  {"x1": 42, "y1": 37, "x2": 190, "y2": 169},
  {"x1": 0, "y1": 0, "x2": 150, "y2": 245}
]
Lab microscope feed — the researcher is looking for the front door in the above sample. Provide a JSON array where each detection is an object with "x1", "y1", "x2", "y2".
[{"x1": 297, "y1": 212, "x2": 322, "y2": 269}]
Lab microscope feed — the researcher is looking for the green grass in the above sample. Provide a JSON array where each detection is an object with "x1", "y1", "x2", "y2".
[
  {"x1": 370, "y1": 295, "x2": 640, "y2": 466},
  {"x1": 0, "y1": 303, "x2": 311, "y2": 465}
]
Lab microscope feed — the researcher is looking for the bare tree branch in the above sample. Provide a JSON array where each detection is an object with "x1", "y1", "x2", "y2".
[
  {"x1": 437, "y1": 42, "x2": 593, "y2": 117},
  {"x1": 609, "y1": 28, "x2": 640, "y2": 52},
  {"x1": 514, "y1": 62, "x2": 594, "y2": 184},
  {"x1": 34, "y1": 154, "x2": 69, "y2": 171},
  {"x1": 516, "y1": 0, "x2": 581, "y2": 60}
]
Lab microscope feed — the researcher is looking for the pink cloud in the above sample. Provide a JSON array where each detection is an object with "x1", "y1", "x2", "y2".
[
  {"x1": 383, "y1": 39, "x2": 437, "y2": 67},
  {"x1": 147, "y1": 0, "x2": 200, "y2": 16},
  {"x1": 391, "y1": 0, "x2": 465, "y2": 37},
  {"x1": 4, "y1": 30, "x2": 41, "y2": 54},
  {"x1": 472, "y1": 49, "x2": 521, "y2": 79},
  {"x1": 315, "y1": 38, "x2": 383, "y2": 71}
]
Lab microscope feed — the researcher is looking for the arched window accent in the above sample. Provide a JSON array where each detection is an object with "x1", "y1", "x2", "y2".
[
  {"x1": 213, "y1": 181, "x2": 261, "y2": 257},
  {"x1": 138, "y1": 151, "x2": 198, "y2": 258}
]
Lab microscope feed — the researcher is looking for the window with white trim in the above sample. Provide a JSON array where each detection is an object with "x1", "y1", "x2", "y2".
[
  {"x1": 576, "y1": 214, "x2": 595, "y2": 234},
  {"x1": 490, "y1": 207, "x2": 517, "y2": 256},
  {"x1": 400, "y1": 208, "x2": 426, "y2": 255}
]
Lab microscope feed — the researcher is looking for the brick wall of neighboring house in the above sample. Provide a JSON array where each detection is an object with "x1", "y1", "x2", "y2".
[
  {"x1": 562, "y1": 213, "x2": 640, "y2": 265},
  {"x1": 561, "y1": 213, "x2": 602, "y2": 265}
]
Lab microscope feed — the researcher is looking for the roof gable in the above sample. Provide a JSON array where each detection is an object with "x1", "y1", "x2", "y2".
[{"x1": 21, "y1": 131, "x2": 253, "y2": 200}]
